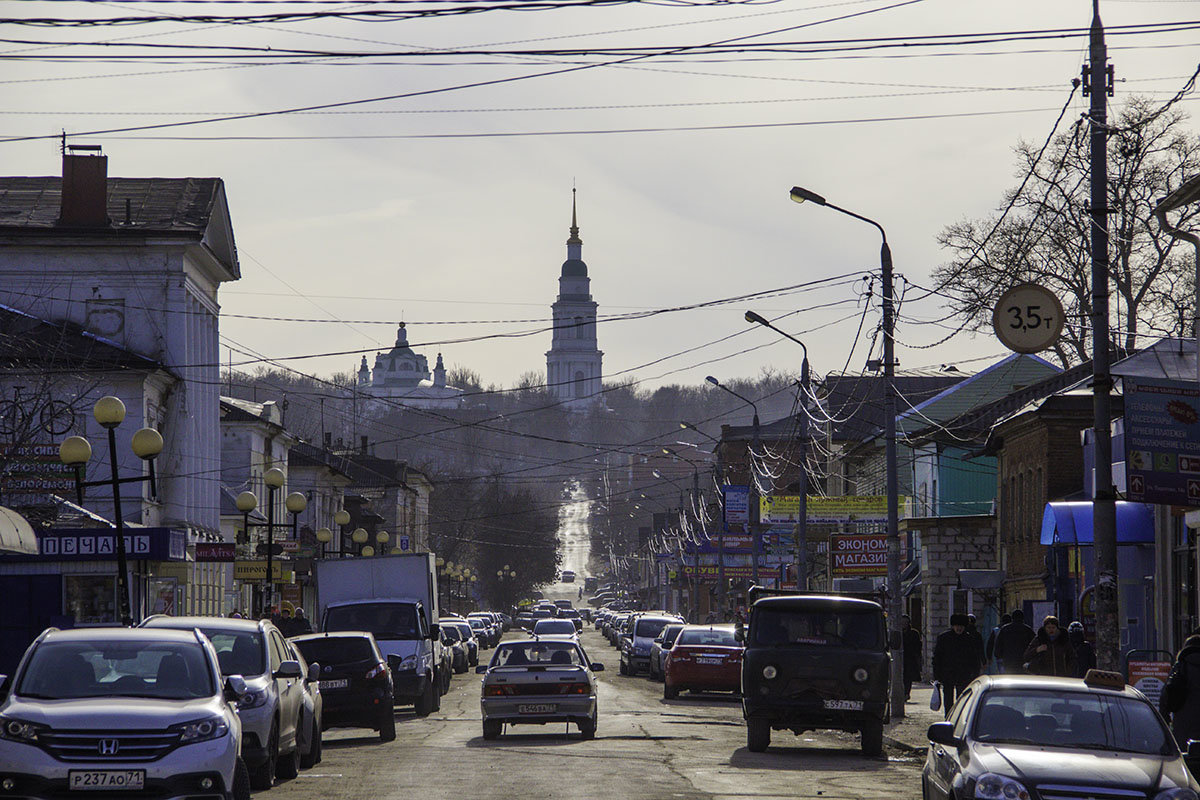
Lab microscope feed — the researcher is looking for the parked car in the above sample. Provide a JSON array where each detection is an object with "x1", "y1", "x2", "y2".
[
  {"x1": 621, "y1": 615, "x2": 682, "y2": 676},
  {"x1": 923, "y1": 670, "x2": 1200, "y2": 800},
  {"x1": 441, "y1": 626, "x2": 469, "y2": 674},
  {"x1": 663, "y1": 625, "x2": 742, "y2": 699},
  {"x1": 467, "y1": 613, "x2": 499, "y2": 647},
  {"x1": 477, "y1": 638, "x2": 603, "y2": 740},
  {"x1": 0, "y1": 627, "x2": 251, "y2": 799},
  {"x1": 648, "y1": 623, "x2": 686, "y2": 682},
  {"x1": 467, "y1": 617, "x2": 492, "y2": 649},
  {"x1": 441, "y1": 618, "x2": 479, "y2": 666},
  {"x1": 739, "y1": 593, "x2": 889, "y2": 756},
  {"x1": 289, "y1": 632, "x2": 396, "y2": 742},
  {"x1": 515, "y1": 612, "x2": 535, "y2": 630},
  {"x1": 532, "y1": 619, "x2": 578, "y2": 639},
  {"x1": 284, "y1": 639, "x2": 323, "y2": 769},
  {"x1": 560, "y1": 608, "x2": 584, "y2": 633},
  {"x1": 561, "y1": 570, "x2": 576, "y2": 583},
  {"x1": 141, "y1": 615, "x2": 308, "y2": 789}
]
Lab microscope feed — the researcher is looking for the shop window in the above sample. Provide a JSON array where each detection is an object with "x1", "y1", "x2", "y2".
[{"x1": 64, "y1": 574, "x2": 116, "y2": 624}]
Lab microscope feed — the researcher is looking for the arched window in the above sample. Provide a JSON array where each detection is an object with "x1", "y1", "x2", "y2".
[{"x1": 574, "y1": 371, "x2": 586, "y2": 398}]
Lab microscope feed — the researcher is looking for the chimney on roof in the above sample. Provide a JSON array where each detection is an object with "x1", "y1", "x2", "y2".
[{"x1": 59, "y1": 147, "x2": 109, "y2": 227}]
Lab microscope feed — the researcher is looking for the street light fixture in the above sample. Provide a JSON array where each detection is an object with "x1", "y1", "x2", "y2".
[
  {"x1": 789, "y1": 183, "x2": 903, "y2": 719},
  {"x1": 746, "y1": 309, "x2": 811, "y2": 591},
  {"x1": 236, "y1": 469, "x2": 307, "y2": 615},
  {"x1": 59, "y1": 395, "x2": 163, "y2": 626},
  {"x1": 707, "y1": 376, "x2": 761, "y2": 586}
]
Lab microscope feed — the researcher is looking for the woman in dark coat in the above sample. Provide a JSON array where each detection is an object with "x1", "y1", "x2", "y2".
[
  {"x1": 1161, "y1": 634, "x2": 1200, "y2": 747},
  {"x1": 1022, "y1": 615, "x2": 1076, "y2": 677}
]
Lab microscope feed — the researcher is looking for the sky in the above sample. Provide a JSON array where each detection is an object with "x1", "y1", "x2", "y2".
[{"x1": 3, "y1": 0, "x2": 1200, "y2": 397}]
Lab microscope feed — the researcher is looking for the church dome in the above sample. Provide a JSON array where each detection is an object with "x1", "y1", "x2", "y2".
[{"x1": 561, "y1": 258, "x2": 588, "y2": 278}]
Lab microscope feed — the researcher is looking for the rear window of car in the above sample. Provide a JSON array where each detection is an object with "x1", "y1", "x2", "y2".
[
  {"x1": 199, "y1": 629, "x2": 265, "y2": 676},
  {"x1": 677, "y1": 628, "x2": 738, "y2": 646},
  {"x1": 533, "y1": 620, "x2": 576, "y2": 635},
  {"x1": 292, "y1": 636, "x2": 377, "y2": 666},
  {"x1": 635, "y1": 619, "x2": 672, "y2": 639},
  {"x1": 751, "y1": 607, "x2": 883, "y2": 649},
  {"x1": 491, "y1": 642, "x2": 584, "y2": 667}
]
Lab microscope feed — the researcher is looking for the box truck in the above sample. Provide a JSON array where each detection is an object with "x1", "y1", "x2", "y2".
[{"x1": 314, "y1": 553, "x2": 443, "y2": 716}]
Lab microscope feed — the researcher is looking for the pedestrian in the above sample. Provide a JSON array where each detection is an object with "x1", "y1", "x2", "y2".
[
  {"x1": 994, "y1": 609, "x2": 1035, "y2": 673},
  {"x1": 966, "y1": 613, "x2": 987, "y2": 674},
  {"x1": 292, "y1": 608, "x2": 313, "y2": 635},
  {"x1": 228, "y1": 609, "x2": 243, "y2": 619},
  {"x1": 1161, "y1": 633, "x2": 1200, "y2": 747},
  {"x1": 1023, "y1": 615, "x2": 1076, "y2": 676},
  {"x1": 932, "y1": 613, "x2": 982, "y2": 718},
  {"x1": 1067, "y1": 621, "x2": 1095, "y2": 678},
  {"x1": 901, "y1": 614, "x2": 922, "y2": 702},
  {"x1": 985, "y1": 613, "x2": 1012, "y2": 674},
  {"x1": 275, "y1": 607, "x2": 296, "y2": 636}
]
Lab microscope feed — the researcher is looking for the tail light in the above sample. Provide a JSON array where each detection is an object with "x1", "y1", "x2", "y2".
[
  {"x1": 365, "y1": 662, "x2": 387, "y2": 680},
  {"x1": 558, "y1": 683, "x2": 590, "y2": 695},
  {"x1": 484, "y1": 685, "x2": 514, "y2": 697}
]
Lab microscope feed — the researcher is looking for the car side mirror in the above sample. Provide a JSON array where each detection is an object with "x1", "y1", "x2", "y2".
[
  {"x1": 306, "y1": 662, "x2": 320, "y2": 682},
  {"x1": 224, "y1": 675, "x2": 248, "y2": 702},
  {"x1": 591, "y1": 663, "x2": 605, "y2": 672},
  {"x1": 927, "y1": 722, "x2": 960, "y2": 747},
  {"x1": 387, "y1": 653, "x2": 403, "y2": 669},
  {"x1": 429, "y1": 623, "x2": 440, "y2": 641},
  {"x1": 734, "y1": 621, "x2": 745, "y2": 643},
  {"x1": 274, "y1": 660, "x2": 303, "y2": 680},
  {"x1": 475, "y1": 665, "x2": 488, "y2": 674}
]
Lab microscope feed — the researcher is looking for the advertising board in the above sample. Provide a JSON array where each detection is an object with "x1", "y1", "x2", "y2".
[
  {"x1": 1124, "y1": 377, "x2": 1200, "y2": 505},
  {"x1": 831, "y1": 533, "x2": 888, "y2": 577}
]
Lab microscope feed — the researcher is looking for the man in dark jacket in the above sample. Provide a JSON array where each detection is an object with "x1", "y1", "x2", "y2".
[
  {"x1": 994, "y1": 609, "x2": 1035, "y2": 673},
  {"x1": 901, "y1": 615, "x2": 922, "y2": 702},
  {"x1": 933, "y1": 613, "x2": 982, "y2": 718},
  {"x1": 1023, "y1": 615, "x2": 1076, "y2": 676},
  {"x1": 1162, "y1": 634, "x2": 1200, "y2": 747},
  {"x1": 1067, "y1": 621, "x2": 1095, "y2": 677},
  {"x1": 986, "y1": 614, "x2": 1012, "y2": 674}
]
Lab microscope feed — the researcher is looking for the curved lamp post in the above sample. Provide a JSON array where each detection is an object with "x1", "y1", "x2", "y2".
[
  {"x1": 236, "y1": 467, "x2": 307, "y2": 615},
  {"x1": 706, "y1": 376, "x2": 761, "y2": 586},
  {"x1": 59, "y1": 395, "x2": 163, "y2": 626}
]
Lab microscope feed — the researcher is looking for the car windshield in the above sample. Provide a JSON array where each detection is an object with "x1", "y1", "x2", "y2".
[
  {"x1": 325, "y1": 602, "x2": 420, "y2": 640},
  {"x1": 293, "y1": 636, "x2": 377, "y2": 666},
  {"x1": 752, "y1": 607, "x2": 883, "y2": 649},
  {"x1": 971, "y1": 689, "x2": 1174, "y2": 755},
  {"x1": 662, "y1": 625, "x2": 684, "y2": 646},
  {"x1": 677, "y1": 628, "x2": 738, "y2": 646},
  {"x1": 533, "y1": 619, "x2": 575, "y2": 635},
  {"x1": 197, "y1": 629, "x2": 265, "y2": 676},
  {"x1": 635, "y1": 619, "x2": 672, "y2": 639},
  {"x1": 442, "y1": 627, "x2": 461, "y2": 643},
  {"x1": 491, "y1": 642, "x2": 585, "y2": 667},
  {"x1": 469, "y1": 619, "x2": 486, "y2": 629},
  {"x1": 18, "y1": 640, "x2": 213, "y2": 700},
  {"x1": 451, "y1": 623, "x2": 474, "y2": 638}
]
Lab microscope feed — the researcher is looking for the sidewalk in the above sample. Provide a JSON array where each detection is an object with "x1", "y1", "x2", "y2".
[{"x1": 884, "y1": 682, "x2": 941, "y2": 753}]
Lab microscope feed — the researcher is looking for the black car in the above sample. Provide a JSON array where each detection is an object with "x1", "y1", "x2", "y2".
[
  {"x1": 290, "y1": 631, "x2": 396, "y2": 742},
  {"x1": 739, "y1": 592, "x2": 890, "y2": 756}
]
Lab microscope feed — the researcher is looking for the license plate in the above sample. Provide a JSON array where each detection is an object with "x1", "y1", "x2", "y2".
[
  {"x1": 69, "y1": 770, "x2": 145, "y2": 791},
  {"x1": 697, "y1": 657, "x2": 723, "y2": 665},
  {"x1": 517, "y1": 704, "x2": 557, "y2": 714},
  {"x1": 319, "y1": 679, "x2": 349, "y2": 690},
  {"x1": 823, "y1": 699, "x2": 864, "y2": 711}
]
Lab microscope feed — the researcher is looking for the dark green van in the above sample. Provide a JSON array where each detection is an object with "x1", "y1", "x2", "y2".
[{"x1": 739, "y1": 593, "x2": 890, "y2": 756}]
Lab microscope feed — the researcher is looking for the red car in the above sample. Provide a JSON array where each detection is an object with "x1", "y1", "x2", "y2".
[{"x1": 663, "y1": 625, "x2": 742, "y2": 699}]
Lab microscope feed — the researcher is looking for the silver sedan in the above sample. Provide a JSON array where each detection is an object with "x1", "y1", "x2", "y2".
[{"x1": 477, "y1": 639, "x2": 604, "y2": 740}]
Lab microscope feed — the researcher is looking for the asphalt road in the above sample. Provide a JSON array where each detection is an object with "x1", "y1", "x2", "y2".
[{"x1": 264, "y1": 618, "x2": 923, "y2": 800}]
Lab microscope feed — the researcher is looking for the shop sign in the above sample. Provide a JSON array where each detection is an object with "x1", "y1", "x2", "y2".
[
  {"x1": 1128, "y1": 659, "x2": 1171, "y2": 708},
  {"x1": 723, "y1": 485, "x2": 749, "y2": 525},
  {"x1": 233, "y1": 560, "x2": 283, "y2": 581},
  {"x1": 1124, "y1": 377, "x2": 1200, "y2": 505},
  {"x1": 0, "y1": 443, "x2": 74, "y2": 495},
  {"x1": 35, "y1": 527, "x2": 185, "y2": 561},
  {"x1": 682, "y1": 564, "x2": 781, "y2": 579},
  {"x1": 195, "y1": 542, "x2": 236, "y2": 562},
  {"x1": 831, "y1": 533, "x2": 888, "y2": 576},
  {"x1": 761, "y1": 495, "x2": 909, "y2": 524}
]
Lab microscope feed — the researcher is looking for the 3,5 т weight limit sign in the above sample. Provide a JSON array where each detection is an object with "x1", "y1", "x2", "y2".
[{"x1": 991, "y1": 283, "x2": 1065, "y2": 354}]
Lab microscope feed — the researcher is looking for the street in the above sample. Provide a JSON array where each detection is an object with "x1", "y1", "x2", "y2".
[{"x1": 265, "y1": 621, "x2": 923, "y2": 800}]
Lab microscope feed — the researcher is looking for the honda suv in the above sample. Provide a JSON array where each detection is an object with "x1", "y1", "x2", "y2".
[
  {"x1": 141, "y1": 615, "x2": 307, "y2": 790},
  {"x1": 0, "y1": 627, "x2": 250, "y2": 799}
]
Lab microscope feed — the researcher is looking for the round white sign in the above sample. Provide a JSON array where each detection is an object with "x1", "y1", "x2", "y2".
[{"x1": 991, "y1": 283, "x2": 1065, "y2": 354}]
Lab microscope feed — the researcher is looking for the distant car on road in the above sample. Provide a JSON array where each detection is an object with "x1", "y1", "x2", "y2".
[
  {"x1": 648, "y1": 623, "x2": 686, "y2": 682},
  {"x1": 621, "y1": 615, "x2": 683, "y2": 676},
  {"x1": 561, "y1": 570, "x2": 576, "y2": 583},
  {"x1": 477, "y1": 639, "x2": 603, "y2": 740},
  {"x1": 532, "y1": 619, "x2": 578, "y2": 639},
  {"x1": 663, "y1": 625, "x2": 742, "y2": 699},
  {"x1": 290, "y1": 632, "x2": 395, "y2": 742}
]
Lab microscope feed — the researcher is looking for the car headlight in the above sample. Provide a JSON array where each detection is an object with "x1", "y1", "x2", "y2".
[
  {"x1": 0, "y1": 717, "x2": 44, "y2": 743},
  {"x1": 852, "y1": 667, "x2": 869, "y2": 683},
  {"x1": 974, "y1": 773, "x2": 1030, "y2": 800},
  {"x1": 396, "y1": 655, "x2": 418, "y2": 671},
  {"x1": 1155, "y1": 790, "x2": 1200, "y2": 800},
  {"x1": 171, "y1": 716, "x2": 229, "y2": 744},
  {"x1": 237, "y1": 688, "x2": 269, "y2": 710}
]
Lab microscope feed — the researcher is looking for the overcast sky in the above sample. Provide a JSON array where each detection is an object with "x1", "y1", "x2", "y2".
[{"x1": 3, "y1": 0, "x2": 1199, "y2": 395}]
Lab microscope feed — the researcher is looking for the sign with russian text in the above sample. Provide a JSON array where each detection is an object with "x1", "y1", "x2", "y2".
[
  {"x1": 723, "y1": 485, "x2": 749, "y2": 525},
  {"x1": 761, "y1": 495, "x2": 909, "y2": 524},
  {"x1": 35, "y1": 528, "x2": 185, "y2": 562},
  {"x1": 196, "y1": 542, "x2": 236, "y2": 562},
  {"x1": 831, "y1": 533, "x2": 888, "y2": 577},
  {"x1": 1128, "y1": 660, "x2": 1171, "y2": 708},
  {"x1": 233, "y1": 560, "x2": 284, "y2": 581},
  {"x1": 682, "y1": 564, "x2": 780, "y2": 580},
  {"x1": 0, "y1": 443, "x2": 74, "y2": 495},
  {"x1": 1124, "y1": 377, "x2": 1200, "y2": 506}
]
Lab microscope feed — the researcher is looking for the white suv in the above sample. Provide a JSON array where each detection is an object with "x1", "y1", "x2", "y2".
[{"x1": 0, "y1": 627, "x2": 249, "y2": 799}]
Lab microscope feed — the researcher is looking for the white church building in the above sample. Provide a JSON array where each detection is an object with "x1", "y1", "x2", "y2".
[
  {"x1": 356, "y1": 323, "x2": 465, "y2": 410},
  {"x1": 546, "y1": 193, "x2": 604, "y2": 410}
]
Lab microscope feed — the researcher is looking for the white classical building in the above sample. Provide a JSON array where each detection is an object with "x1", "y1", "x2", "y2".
[
  {"x1": 355, "y1": 323, "x2": 465, "y2": 410},
  {"x1": 546, "y1": 193, "x2": 603, "y2": 410}
]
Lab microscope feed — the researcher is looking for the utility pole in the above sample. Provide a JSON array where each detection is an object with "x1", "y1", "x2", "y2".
[
  {"x1": 1086, "y1": 0, "x2": 1119, "y2": 671},
  {"x1": 796, "y1": 370, "x2": 810, "y2": 591},
  {"x1": 881, "y1": 231, "x2": 904, "y2": 720}
]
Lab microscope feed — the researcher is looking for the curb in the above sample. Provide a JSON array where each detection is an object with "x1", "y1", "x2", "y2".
[{"x1": 883, "y1": 733, "x2": 927, "y2": 754}]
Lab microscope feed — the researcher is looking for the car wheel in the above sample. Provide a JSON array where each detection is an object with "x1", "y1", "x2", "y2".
[
  {"x1": 469, "y1": 653, "x2": 478, "y2": 667},
  {"x1": 579, "y1": 711, "x2": 597, "y2": 740},
  {"x1": 379, "y1": 707, "x2": 397, "y2": 742},
  {"x1": 300, "y1": 716, "x2": 321, "y2": 769},
  {"x1": 747, "y1": 718, "x2": 770, "y2": 752},
  {"x1": 860, "y1": 717, "x2": 884, "y2": 757},
  {"x1": 276, "y1": 740, "x2": 299, "y2": 781},
  {"x1": 663, "y1": 681, "x2": 679, "y2": 700},
  {"x1": 414, "y1": 677, "x2": 435, "y2": 717},
  {"x1": 482, "y1": 719, "x2": 502, "y2": 740},
  {"x1": 231, "y1": 757, "x2": 252, "y2": 800},
  {"x1": 432, "y1": 678, "x2": 443, "y2": 712},
  {"x1": 249, "y1": 723, "x2": 278, "y2": 790},
  {"x1": 619, "y1": 659, "x2": 628, "y2": 676}
]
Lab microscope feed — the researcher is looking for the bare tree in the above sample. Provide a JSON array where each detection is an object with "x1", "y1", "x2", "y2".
[{"x1": 930, "y1": 97, "x2": 1200, "y2": 366}]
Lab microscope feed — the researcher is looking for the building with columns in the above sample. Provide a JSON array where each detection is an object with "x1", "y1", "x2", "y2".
[{"x1": 546, "y1": 192, "x2": 603, "y2": 410}]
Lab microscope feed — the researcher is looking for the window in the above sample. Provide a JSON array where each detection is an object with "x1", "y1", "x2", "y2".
[
  {"x1": 18, "y1": 639, "x2": 213, "y2": 700},
  {"x1": 950, "y1": 688, "x2": 973, "y2": 737},
  {"x1": 64, "y1": 575, "x2": 116, "y2": 624},
  {"x1": 574, "y1": 371, "x2": 586, "y2": 398},
  {"x1": 268, "y1": 631, "x2": 284, "y2": 670}
]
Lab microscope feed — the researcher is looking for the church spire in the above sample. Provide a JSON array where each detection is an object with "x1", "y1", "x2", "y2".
[{"x1": 567, "y1": 188, "x2": 582, "y2": 247}]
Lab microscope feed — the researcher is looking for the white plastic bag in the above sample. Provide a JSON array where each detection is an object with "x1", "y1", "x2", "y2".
[{"x1": 929, "y1": 682, "x2": 942, "y2": 712}]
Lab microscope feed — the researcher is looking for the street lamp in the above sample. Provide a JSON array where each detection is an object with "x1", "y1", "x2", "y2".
[
  {"x1": 683, "y1": 420, "x2": 729, "y2": 612},
  {"x1": 789, "y1": 183, "x2": 904, "y2": 719},
  {"x1": 707, "y1": 376, "x2": 761, "y2": 586},
  {"x1": 236, "y1": 468, "x2": 307, "y2": 615},
  {"x1": 746, "y1": 309, "x2": 811, "y2": 591},
  {"x1": 59, "y1": 395, "x2": 163, "y2": 626}
]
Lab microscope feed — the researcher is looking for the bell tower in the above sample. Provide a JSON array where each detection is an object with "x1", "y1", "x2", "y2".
[{"x1": 546, "y1": 190, "x2": 603, "y2": 409}]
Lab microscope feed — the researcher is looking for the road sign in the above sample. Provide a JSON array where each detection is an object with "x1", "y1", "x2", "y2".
[
  {"x1": 992, "y1": 283, "x2": 1065, "y2": 354},
  {"x1": 399, "y1": 536, "x2": 410, "y2": 552},
  {"x1": 1124, "y1": 377, "x2": 1200, "y2": 505}
]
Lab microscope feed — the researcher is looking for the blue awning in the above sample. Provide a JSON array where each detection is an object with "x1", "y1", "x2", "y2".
[{"x1": 1040, "y1": 501, "x2": 1155, "y2": 546}]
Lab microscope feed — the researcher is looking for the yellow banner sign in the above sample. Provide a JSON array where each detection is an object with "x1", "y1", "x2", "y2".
[
  {"x1": 760, "y1": 495, "x2": 909, "y2": 524},
  {"x1": 233, "y1": 560, "x2": 283, "y2": 581}
]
